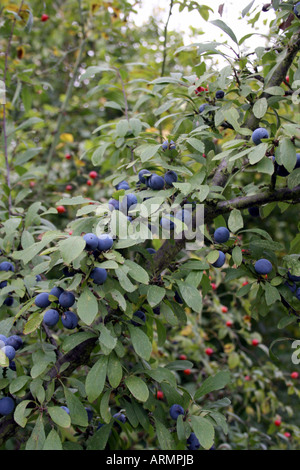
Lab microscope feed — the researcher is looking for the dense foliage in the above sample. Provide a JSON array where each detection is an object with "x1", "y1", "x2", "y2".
[{"x1": 0, "y1": 0, "x2": 300, "y2": 451}]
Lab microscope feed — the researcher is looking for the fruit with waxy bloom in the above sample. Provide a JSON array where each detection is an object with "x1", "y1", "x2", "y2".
[
  {"x1": 61, "y1": 311, "x2": 78, "y2": 329},
  {"x1": 169, "y1": 404, "x2": 184, "y2": 420},
  {"x1": 0, "y1": 397, "x2": 15, "y2": 415},
  {"x1": 252, "y1": 127, "x2": 269, "y2": 145}
]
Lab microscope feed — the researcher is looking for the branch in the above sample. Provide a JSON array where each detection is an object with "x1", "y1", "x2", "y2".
[
  {"x1": 152, "y1": 185, "x2": 300, "y2": 275},
  {"x1": 161, "y1": 0, "x2": 174, "y2": 78},
  {"x1": 0, "y1": 337, "x2": 98, "y2": 445},
  {"x1": 212, "y1": 30, "x2": 300, "y2": 188},
  {"x1": 2, "y1": 0, "x2": 25, "y2": 215},
  {"x1": 45, "y1": 36, "x2": 86, "y2": 174}
]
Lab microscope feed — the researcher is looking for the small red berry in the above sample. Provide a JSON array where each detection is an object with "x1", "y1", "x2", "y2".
[
  {"x1": 285, "y1": 76, "x2": 289, "y2": 83},
  {"x1": 87, "y1": 180, "x2": 92, "y2": 186},
  {"x1": 202, "y1": 153, "x2": 206, "y2": 158},
  {"x1": 56, "y1": 205, "x2": 66, "y2": 214},
  {"x1": 244, "y1": 375, "x2": 251, "y2": 381},
  {"x1": 284, "y1": 432, "x2": 291, "y2": 438},
  {"x1": 179, "y1": 354, "x2": 187, "y2": 360},
  {"x1": 69, "y1": 230, "x2": 73, "y2": 235},
  {"x1": 156, "y1": 390, "x2": 164, "y2": 400},
  {"x1": 274, "y1": 419, "x2": 281, "y2": 427},
  {"x1": 291, "y1": 372, "x2": 299, "y2": 379},
  {"x1": 29, "y1": 181, "x2": 36, "y2": 188},
  {"x1": 66, "y1": 185, "x2": 72, "y2": 191},
  {"x1": 226, "y1": 321, "x2": 233, "y2": 327},
  {"x1": 41, "y1": 14, "x2": 49, "y2": 22},
  {"x1": 221, "y1": 306, "x2": 228, "y2": 313},
  {"x1": 89, "y1": 171, "x2": 98, "y2": 179},
  {"x1": 252, "y1": 339, "x2": 259, "y2": 347},
  {"x1": 211, "y1": 283, "x2": 217, "y2": 290},
  {"x1": 205, "y1": 347, "x2": 214, "y2": 356},
  {"x1": 183, "y1": 369, "x2": 191, "y2": 375},
  {"x1": 195, "y1": 85, "x2": 206, "y2": 95},
  {"x1": 242, "y1": 281, "x2": 249, "y2": 286},
  {"x1": 65, "y1": 153, "x2": 72, "y2": 160}
]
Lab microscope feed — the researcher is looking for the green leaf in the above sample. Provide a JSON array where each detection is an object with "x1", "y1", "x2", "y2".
[
  {"x1": 138, "y1": 144, "x2": 162, "y2": 162},
  {"x1": 124, "y1": 260, "x2": 149, "y2": 285},
  {"x1": 210, "y1": 19, "x2": 238, "y2": 44},
  {"x1": 14, "y1": 400, "x2": 33, "y2": 428},
  {"x1": 9, "y1": 376, "x2": 30, "y2": 394},
  {"x1": 190, "y1": 415, "x2": 215, "y2": 450},
  {"x1": 43, "y1": 429, "x2": 63, "y2": 450},
  {"x1": 87, "y1": 423, "x2": 113, "y2": 450},
  {"x1": 107, "y1": 352, "x2": 123, "y2": 389},
  {"x1": 25, "y1": 415, "x2": 46, "y2": 450},
  {"x1": 194, "y1": 371, "x2": 231, "y2": 400},
  {"x1": 228, "y1": 209, "x2": 243, "y2": 233},
  {"x1": 86, "y1": 355, "x2": 108, "y2": 402},
  {"x1": 154, "y1": 418, "x2": 176, "y2": 450},
  {"x1": 98, "y1": 324, "x2": 117, "y2": 352},
  {"x1": 176, "y1": 280, "x2": 202, "y2": 314},
  {"x1": 186, "y1": 137, "x2": 205, "y2": 153},
  {"x1": 116, "y1": 119, "x2": 129, "y2": 137},
  {"x1": 278, "y1": 138, "x2": 296, "y2": 173},
  {"x1": 147, "y1": 285, "x2": 165, "y2": 307},
  {"x1": 248, "y1": 143, "x2": 268, "y2": 164},
  {"x1": 58, "y1": 236, "x2": 86, "y2": 264},
  {"x1": 100, "y1": 390, "x2": 111, "y2": 423},
  {"x1": 263, "y1": 283, "x2": 281, "y2": 306},
  {"x1": 128, "y1": 325, "x2": 152, "y2": 361},
  {"x1": 48, "y1": 406, "x2": 71, "y2": 428},
  {"x1": 253, "y1": 98, "x2": 268, "y2": 119},
  {"x1": 125, "y1": 376, "x2": 149, "y2": 402},
  {"x1": 232, "y1": 246, "x2": 243, "y2": 266},
  {"x1": 77, "y1": 287, "x2": 98, "y2": 325},
  {"x1": 242, "y1": 0, "x2": 255, "y2": 17},
  {"x1": 64, "y1": 388, "x2": 89, "y2": 427}
]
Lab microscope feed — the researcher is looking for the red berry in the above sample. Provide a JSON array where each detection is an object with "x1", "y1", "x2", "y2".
[
  {"x1": 285, "y1": 76, "x2": 289, "y2": 83},
  {"x1": 183, "y1": 368, "x2": 191, "y2": 375},
  {"x1": 156, "y1": 390, "x2": 164, "y2": 400},
  {"x1": 242, "y1": 281, "x2": 249, "y2": 286},
  {"x1": 205, "y1": 347, "x2": 214, "y2": 356},
  {"x1": 252, "y1": 339, "x2": 259, "y2": 347},
  {"x1": 274, "y1": 419, "x2": 281, "y2": 427},
  {"x1": 29, "y1": 181, "x2": 36, "y2": 188},
  {"x1": 179, "y1": 354, "x2": 187, "y2": 360},
  {"x1": 56, "y1": 205, "x2": 66, "y2": 214},
  {"x1": 69, "y1": 230, "x2": 73, "y2": 235},
  {"x1": 221, "y1": 306, "x2": 228, "y2": 313},
  {"x1": 65, "y1": 154, "x2": 72, "y2": 160},
  {"x1": 66, "y1": 185, "x2": 72, "y2": 191},
  {"x1": 202, "y1": 153, "x2": 206, "y2": 158},
  {"x1": 226, "y1": 321, "x2": 233, "y2": 327},
  {"x1": 87, "y1": 180, "x2": 92, "y2": 186},
  {"x1": 41, "y1": 14, "x2": 49, "y2": 22},
  {"x1": 89, "y1": 171, "x2": 98, "y2": 179},
  {"x1": 195, "y1": 85, "x2": 206, "y2": 95},
  {"x1": 291, "y1": 372, "x2": 299, "y2": 379},
  {"x1": 211, "y1": 283, "x2": 217, "y2": 290},
  {"x1": 244, "y1": 375, "x2": 251, "y2": 381},
  {"x1": 284, "y1": 432, "x2": 291, "y2": 438}
]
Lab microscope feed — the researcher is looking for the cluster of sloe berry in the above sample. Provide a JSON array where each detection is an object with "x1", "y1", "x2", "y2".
[
  {"x1": 35, "y1": 288, "x2": 78, "y2": 330},
  {"x1": 0, "y1": 333, "x2": 23, "y2": 370},
  {"x1": 169, "y1": 404, "x2": 200, "y2": 450},
  {"x1": 285, "y1": 271, "x2": 300, "y2": 301},
  {"x1": 83, "y1": 232, "x2": 114, "y2": 286}
]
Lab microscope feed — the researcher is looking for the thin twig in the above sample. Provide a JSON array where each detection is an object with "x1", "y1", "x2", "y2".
[{"x1": 2, "y1": 0, "x2": 25, "y2": 215}]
